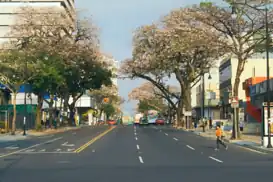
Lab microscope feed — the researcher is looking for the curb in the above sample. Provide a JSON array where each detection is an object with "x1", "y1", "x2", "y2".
[
  {"x1": 234, "y1": 144, "x2": 273, "y2": 154},
  {"x1": 185, "y1": 129, "x2": 273, "y2": 154}
]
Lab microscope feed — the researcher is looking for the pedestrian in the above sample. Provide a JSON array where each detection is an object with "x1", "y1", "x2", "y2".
[
  {"x1": 239, "y1": 121, "x2": 244, "y2": 132},
  {"x1": 215, "y1": 125, "x2": 228, "y2": 151},
  {"x1": 209, "y1": 117, "x2": 212, "y2": 129}
]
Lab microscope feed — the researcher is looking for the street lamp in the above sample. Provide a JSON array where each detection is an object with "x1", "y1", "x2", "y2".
[
  {"x1": 201, "y1": 70, "x2": 212, "y2": 119},
  {"x1": 232, "y1": 1, "x2": 272, "y2": 147}
]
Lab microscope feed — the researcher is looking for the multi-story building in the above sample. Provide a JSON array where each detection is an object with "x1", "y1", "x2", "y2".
[
  {"x1": 191, "y1": 61, "x2": 221, "y2": 120},
  {"x1": 0, "y1": 0, "x2": 75, "y2": 47},
  {"x1": 100, "y1": 54, "x2": 119, "y2": 88},
  {"x1": 219, "y1": 55, "x2": 273, "y2": 122}
]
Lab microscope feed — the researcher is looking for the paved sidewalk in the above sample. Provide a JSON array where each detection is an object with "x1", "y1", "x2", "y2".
[
  {"x1": 185, "y1": 128, "x2": 273, "y2": 154},
  {"x1": 0, "y1": 125, "x2": 85, "y2": 142}
]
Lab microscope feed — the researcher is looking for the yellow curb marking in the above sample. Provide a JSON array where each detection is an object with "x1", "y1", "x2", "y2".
[{"x1": 74, "y1": 126, "x2": 116, "y2": 153}]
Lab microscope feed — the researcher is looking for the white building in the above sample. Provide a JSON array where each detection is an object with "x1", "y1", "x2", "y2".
[
  {"x1": 100, "y1": 54, "x2": 119, "y2": 87},
  {"x1": 191, "y1": 60, "x2": 221, "y2": 120},
  {"x1": 0, "y1": 0, "x2": 75, "y2": 48}
]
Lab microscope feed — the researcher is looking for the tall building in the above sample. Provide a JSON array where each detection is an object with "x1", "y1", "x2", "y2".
[
  {"x1": 0, "y1": 0, "x2": 75, "y2": 47},
  {"x1": 100, "y1": 54, "x2": 119, "y2": 88},
  {"x1": 191, "y1": 61, "x2": 221, "y2": 120}
]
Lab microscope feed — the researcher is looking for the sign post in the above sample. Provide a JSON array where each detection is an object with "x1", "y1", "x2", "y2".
[{"x1": 231, "y1": 96, "x2": 239, "y2": 139}]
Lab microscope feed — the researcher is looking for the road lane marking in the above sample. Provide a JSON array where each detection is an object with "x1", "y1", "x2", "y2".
[
  {"x1": 45, "y1": 137, "x2": 63, "y2": 144},
  {"x1": 186, "y1": 145, "x2": 195, "y2": 150},
  {"x1": 135, "y1": 137, "x2": 138, "y2": 140},
  {"x1": 5, "y1": 146, "x2": 19, "y2": 150},
  {"x1": 62, "y1": 142, "x2": 75, "y2": 147},
  {"x1": 74, "y1": 126, "x2": 116, "y2": 153},
  {"x1": 173, "y1": 137, "x2": 178, "y2": 141},
  {"x1": 20, "y1": 152, "x2": 74, "y2": 154},
  {"x1": 67, "y1": 148, "x2": 75, "y2": 152},
  {"x1": 134, "y1": 132, "x2": 137, "y2": 135},
  {"x1": 0, "y1": 137, "x2": 63, "y2": 158},
  {"x1": 138, "y1": 156, "x2": 144, "y2": 163},
  {"x1": 209, "y1": 156, "x2": 223, "y2": 163},
  {"x1": 136, "y1": 145, "x2": 140, "y2": 150},
  {"x1": 39, "y1": 149, "x2": 46, "y2": 152},
  {"x1": 55, "y1": 149, "x2": 62, "y2": 152},
  {"x1": 165, "y1": 133, "x2": 168, "y2": 136},
  {"x1": 24, "y1": 149, "x2": 35, "y2": 152}
]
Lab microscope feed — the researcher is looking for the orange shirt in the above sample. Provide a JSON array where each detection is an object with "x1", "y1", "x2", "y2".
[{"x1": 215, "y1": 128, "x2": 222, "y2": 137}]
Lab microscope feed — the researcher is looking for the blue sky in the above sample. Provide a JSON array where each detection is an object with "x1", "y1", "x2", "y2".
[{"x1": 75, "y1": 0, "x2": 220, "y2": 115}]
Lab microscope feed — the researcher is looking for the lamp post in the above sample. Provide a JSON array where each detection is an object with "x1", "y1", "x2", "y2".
[
  {"x1": 201, "y1": 70, "x2": 212, "y2": 132},
  {"x1": 201, "y1": 70, "x2": 212, "y2": 118},
  {"x1": 232, "y1": 1, "x2": 272, "y2": 147},
  {"x1": 22, "y1": 38, "x2": 28, "y2": 136},
  {"x1": 265, "y1": 8, "x2": 272, "y2": 148}
]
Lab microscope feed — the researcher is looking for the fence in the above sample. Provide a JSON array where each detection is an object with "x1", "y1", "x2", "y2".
[{"x1": 0, "y1": 104, "x2": 36, "y2": 131}]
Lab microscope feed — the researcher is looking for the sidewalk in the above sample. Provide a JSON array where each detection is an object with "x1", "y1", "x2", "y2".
[
  {"x1": 186, "y1": 128, "x2": 273, "y2": 154},
  {"x1": 0, "y1": 125, "x2": 84, "y2": 142}
]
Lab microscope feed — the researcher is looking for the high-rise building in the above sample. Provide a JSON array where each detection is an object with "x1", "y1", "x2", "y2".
[
  {"x1": 100, "y1": 54, "x2": 119, "y2": 88},
  {"x1": 0, "y1": 0, "x2": 75, "y2": 47}
]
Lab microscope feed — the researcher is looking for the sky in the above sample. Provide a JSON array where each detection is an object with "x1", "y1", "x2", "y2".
[{"x1": 75, "y1": 0, "x2": 220, "y2": 115}]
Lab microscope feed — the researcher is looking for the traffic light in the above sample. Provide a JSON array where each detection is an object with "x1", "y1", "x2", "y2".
[{"x1": 103, "y1": 97, "x2": 109, "y2": 103}]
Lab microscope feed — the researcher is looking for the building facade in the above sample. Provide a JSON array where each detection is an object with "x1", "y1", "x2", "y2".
[
  {"x1": 219, "y1": 56, "x2": 273, "y2": 121},
  {"x1": 0, "y1": 0, "x2": 75, "y2": 48},
  {"x1": 191, "y1": 62, "x2": 221, "y2": 120}
]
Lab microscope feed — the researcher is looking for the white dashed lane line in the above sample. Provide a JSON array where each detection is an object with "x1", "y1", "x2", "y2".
[
  {"x1": 136, "y1": 144, "x2": 140, "y2": 150},
  {"x1": 173, "y1": 137, "x2": 178, "y2": 141},
  {"x1": 186, "y1": 145, "x2": 195, "y2": 150},
  {"x1": 165, "y1": 133, "x2": 168, "y2": 136},
  {"x1": 209, "y1": 156, "x2": 223, "y2": 163},
  {"x1": 138, "y1": 156, "x2": 144, "y2": 163},
  {"x1": 135, "y1": 137, "x2": 138, "y2": 141}
]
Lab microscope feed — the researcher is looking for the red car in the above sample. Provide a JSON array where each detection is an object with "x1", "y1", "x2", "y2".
[
  {"x1": 107, "y1": 120, "x2": 117, "y2": 125},
  {"x1": 155, "y1": 118, "x2": 165, "y2": 125}
]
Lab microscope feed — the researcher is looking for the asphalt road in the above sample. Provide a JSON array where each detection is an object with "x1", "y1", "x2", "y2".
[{"x1": 1, "y1": 125, "x2": 273, "y2": 182}]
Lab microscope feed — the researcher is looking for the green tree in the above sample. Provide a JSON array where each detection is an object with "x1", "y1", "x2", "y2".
[
  {"x1": 102, "y1": 103, "x2": 116, "y2": 120},
  {"x1": 28, "y1": 54, "x2": 65, "y2": 129},
  {"x1": 0, "y1": 50, "x2": 37, "y2": 134}
]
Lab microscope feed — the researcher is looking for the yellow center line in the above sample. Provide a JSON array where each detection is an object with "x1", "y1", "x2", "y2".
[{"x1": 74, "y1": 126, "x2": 116, "y2": 153}]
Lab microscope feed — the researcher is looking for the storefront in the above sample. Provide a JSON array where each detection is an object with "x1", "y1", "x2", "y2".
[{"x1": 248, "y1": 78, "x2": 273, "y2": 146}]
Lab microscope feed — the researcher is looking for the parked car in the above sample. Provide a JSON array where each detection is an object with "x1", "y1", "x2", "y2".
[
  {"x1": 107, "y1": 120, "x2": 117, "y2": 125},
  {"x1": 155, "y1": 118, "x2": 165, "y2": 125}
]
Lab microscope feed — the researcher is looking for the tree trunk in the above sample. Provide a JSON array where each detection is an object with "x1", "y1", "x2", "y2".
[
  {"x1": 68, "y1": 103, "x2": 75, "y2": 126},
  {"x1": 48, "y1": 95, "x2": 54, "y2": 128},
  {"x1": 184, "y1": 84, "x2": 192, "y2": 129},
  {"x1": 176, "y1": 97, "x2": 184, "y2": 127},
  {"x1": 11, "y1": 93, "x2": 17, "y2": 135},
  {"x1": 35, "y1": 93, "x2": 43, "y2": 130},
  {"x1": 232, "y1": 58, "x2": 245, "y2": 139}
]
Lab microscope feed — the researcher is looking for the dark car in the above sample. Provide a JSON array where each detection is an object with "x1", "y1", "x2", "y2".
[{"x1": 140, "y1": 117, "x2": 149, "y2": 126}]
